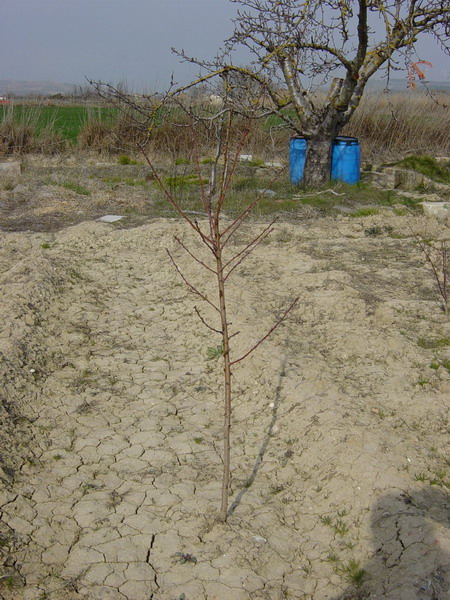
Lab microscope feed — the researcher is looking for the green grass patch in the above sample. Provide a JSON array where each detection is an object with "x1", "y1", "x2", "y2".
[
  {"x1": 0, "y1": 104, "x2": 118, "y2": 142},
  {"x1": 56, "y1": 181, "x2": 91, "y2": 195},
  {"x1": 102, "y1": 176, "x2": 149, "y2": 188},
  {"x1": 247, "y1": 157, "x2": 266, "y2": 167},
  {"x1": 397, "y1": 196, "x2": 422, "y2": 210},
  {"x1": 174, "y1": 157, "x2": 190, "y2": 165},
  {"x1": 118, "y1": 155, "x2": 141, "y2": 165},
  {"x1": 163, "y1": 174, "x2": 209, "y2": 188},
  {"x1": 397, "y1": 155, "x2": 450, "y2": 184},
  {"x1": 417, "y1": 337, "x2": 450, "y2": 349},
  {"x1": 341, "y1": 560, "x2": 367, "y2": 588},
  {"x1": 350, "y1": 207, "x2": 380, "y2": 217}
]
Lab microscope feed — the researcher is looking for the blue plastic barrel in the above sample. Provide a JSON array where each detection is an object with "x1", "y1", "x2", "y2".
[
  {"x1": 331, "y1": 136, "x2": 360, "y2": 184},
  {"x1": 289, "y1": 136, "x2": 307, "y2": 184}
]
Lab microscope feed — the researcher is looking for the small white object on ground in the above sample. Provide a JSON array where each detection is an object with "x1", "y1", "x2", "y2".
[
  {"x1": 252, "y1": 535, "x2": 267, "y2": 543},
  {"x1": 97, "y1": 215, "x2": 124, "y2": 223},
  {"x1": 258, "y1": 189, "x2": 276, "y2": 197},
  {"x1": 239, "y1": 154, "x2": 253, "y2": 161}
]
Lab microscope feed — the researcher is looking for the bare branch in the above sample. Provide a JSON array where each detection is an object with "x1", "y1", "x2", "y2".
[
  {"x1": 223, "y1": 221, "x2": 277, "y2": 281},
  {"x1": 174, "y1": 236, "x2": 217, "y2": 275},
  {"x1": 139, "y1": 149, "x2": 215, "y2": 251},
  {"x1": 230, "y1": 297, "x2": 299, "y2": 366},
  {"x1": 194, "y1": 306, "x2": 222, "y2": 334},
  {"x1": 166, "y1": 249, "x2": 220, "y2": 313}
]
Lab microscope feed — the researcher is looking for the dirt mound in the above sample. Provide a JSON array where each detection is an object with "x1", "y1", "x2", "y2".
[{"x1": 0, "y1": 216, "x2": 449, "y2": 600}]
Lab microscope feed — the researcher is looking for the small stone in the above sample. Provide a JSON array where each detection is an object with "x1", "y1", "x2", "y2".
[
  {"x1": 252, "y1": 535, "x2": 267, "y2": 543},
  {"x1": 97, "y1": 215, "x2": 124, "y2": 223}
]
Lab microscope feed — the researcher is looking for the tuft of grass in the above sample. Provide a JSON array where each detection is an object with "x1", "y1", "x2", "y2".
[
  {"x1": 232, "y1": 176, "x2": 259, "y2": 191},
  {"x1": 174, "y1": 157, "x2": 190, "y2": 165},
  {"x1": 118, "y1": 154, "x2": 140, "y2": 165},
  {"x1": 206, "y1": 345, "x2": 223, "y2": 360},
  {"x1": 333, "y1": 519, "x2": 350, "y2": 537},
  {"x1": 247, "y1": 157, "x2": 266, "y2": 167},
  {"x1": 164, "y1": 174, "x2": 209, "y2": 188},
  {"x1": 102, "y1": 176, "x2": 149, "y2": 188},
  {"x1": 350, "y1": 207, "x2": 380, "y2": 217},
  {"x1": 325, "y1": 552, "x2": 339, "y2": 563},
  {"x1": 59, "y1": 181, "x2": 91, "y2": 196},
  {"x1": 414, "y1": 469, "x2": 450, "y2": 488},
  {"x1": 341, "y1": 560, "x2": 367, "y2": 588}
]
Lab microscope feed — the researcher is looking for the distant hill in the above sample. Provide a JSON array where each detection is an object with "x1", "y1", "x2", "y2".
[
  {"x1": 0, "y1": 77, "x2": 448, "y2": 98},
  {"x1": 0, "y1": 80, "x2": 77, "y2": 97}
]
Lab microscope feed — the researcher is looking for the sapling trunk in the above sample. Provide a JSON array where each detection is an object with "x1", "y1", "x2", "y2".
[{"x1": 214, "y1": 243, "x2": 232, "y2": 522}]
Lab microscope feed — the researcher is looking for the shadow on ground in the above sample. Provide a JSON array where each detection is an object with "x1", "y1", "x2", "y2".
[{"x1": 335, "y1": 487, "x2": 450, "y2": 599}]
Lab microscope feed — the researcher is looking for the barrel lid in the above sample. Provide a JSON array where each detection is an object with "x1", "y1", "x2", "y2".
[{"x1": 334, "y1": 136, "x2": 359, "y2": 145}]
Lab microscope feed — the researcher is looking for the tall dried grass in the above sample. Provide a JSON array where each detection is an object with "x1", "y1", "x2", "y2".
[
  {"x1": 0, "y1": 104, "x2": 65, "y2": 155},
  {"x1": 1, "y1": 91, "x2": 448, "y2": 163},
  {"x1": 78, "y1": 108, "x2": 152, "y2": 154},
  {"x1": 343, "y1": 92, "x2": 450, "y2": 162}
]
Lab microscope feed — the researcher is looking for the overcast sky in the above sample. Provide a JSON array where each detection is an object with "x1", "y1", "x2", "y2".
[{"x1": 0, "y1": 0, "x2": 448, "y2": 91}]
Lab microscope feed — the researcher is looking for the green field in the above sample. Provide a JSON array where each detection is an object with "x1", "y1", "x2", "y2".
[{"x1": 0, "y1": 104, "x2": 118, "y2": 142}]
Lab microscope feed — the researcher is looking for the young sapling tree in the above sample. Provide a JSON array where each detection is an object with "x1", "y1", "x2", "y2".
[
  {"x1": 141, "y1": 108, "x2": 298, "y2": 521},
  {"x1": 414, "y1": 233, "x2": 449, "y2": 318}
]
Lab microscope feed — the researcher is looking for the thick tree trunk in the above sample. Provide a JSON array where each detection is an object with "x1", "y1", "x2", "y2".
[{"x1": 302, "y1": 136, "x2": 333, "y2": 188}]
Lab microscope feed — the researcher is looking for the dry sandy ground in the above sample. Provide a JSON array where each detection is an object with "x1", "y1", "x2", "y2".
[{"x1": 0, "y1": 211, "x2": 449, "y2": 600}]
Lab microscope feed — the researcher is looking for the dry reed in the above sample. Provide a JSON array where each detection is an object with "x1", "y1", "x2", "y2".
[{"x1": 343, "y1": 92, "x2": 450, "y2": 162}]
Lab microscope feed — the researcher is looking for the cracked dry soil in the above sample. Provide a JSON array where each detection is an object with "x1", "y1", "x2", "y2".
[{"x1": 0, "y1": 214, "x2": 449, "y2": 600}]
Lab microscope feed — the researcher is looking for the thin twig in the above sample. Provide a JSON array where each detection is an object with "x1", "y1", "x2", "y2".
[
  {"x1": 194, "y1": 306, "x2": 222, "y2": 333},
  {"x1": 139, "y1": 149, "x2": 214, "y2": 251},
  {"x1": 224, "y1": 223, "x2": 276, "y2": 281},
  {"x1": 174, "y1": 236, "x2": 217, "y2": 274},
  {"x1": 223, "y1": 220, "x2": 277, "y2": 271},
  {"x1": 166, "y1": 249, "x2": 220, "y2": 313},
  {"x1": 230, "y1": 297, "x2": 299, "y2": 365}
]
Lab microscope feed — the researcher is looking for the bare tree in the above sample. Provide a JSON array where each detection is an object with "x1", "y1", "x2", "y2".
[{"x1": 174, "y1": 0, "x2": 450, "y2": 186}]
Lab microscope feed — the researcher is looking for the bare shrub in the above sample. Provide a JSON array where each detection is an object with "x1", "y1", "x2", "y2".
[
  {"x1": 78, "y1": 110, "x2": 150, "y2": 154},
  {"x1": 414, "y1": 233, "x2": 450, "y2": 318},
  {"x1": 0, "y1": 112, "x2": 34, "y2": 155},
  {"x1": 78, "y1": 118, "x2": 116, "y2": 153}
]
